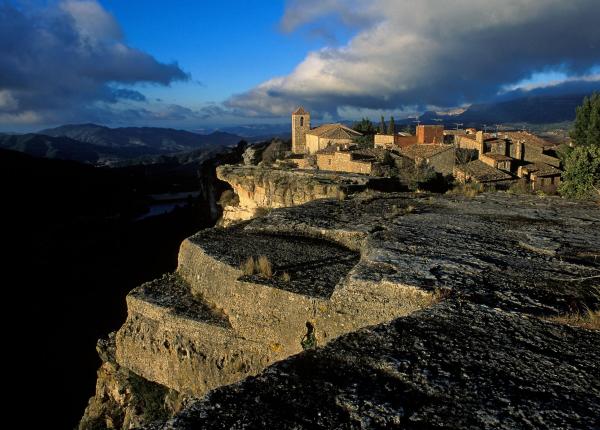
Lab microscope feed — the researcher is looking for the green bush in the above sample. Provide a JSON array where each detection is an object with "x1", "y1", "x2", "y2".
[
  {"x1": 559, "y1": 143, "x2": 600, "y2": 199},
  {"x1": 560, "y1": 93, "x2": 600, "y2": 200}
]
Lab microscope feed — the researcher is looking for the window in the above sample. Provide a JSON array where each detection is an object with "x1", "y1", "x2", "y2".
[{"x1": 300, "y1": 117, "x2": 304, "y2": 127}]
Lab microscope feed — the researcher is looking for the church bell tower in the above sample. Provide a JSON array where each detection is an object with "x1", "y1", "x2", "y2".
[{"x1": 291, "y1": 107, "x2": 310, "y2": 154}]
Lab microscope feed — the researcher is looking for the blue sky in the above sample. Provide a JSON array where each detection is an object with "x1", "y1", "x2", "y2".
[
  {"x1": 99, "y1": 1, "x2": 316, "y2": 105},
  {"x1": 0, "y1": 0, "x2": 599, "y2": 131}
]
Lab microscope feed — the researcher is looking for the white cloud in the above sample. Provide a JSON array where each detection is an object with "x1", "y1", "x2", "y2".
[{"x1": 227, "y1": 0, "x2": 600, "y2": 118}]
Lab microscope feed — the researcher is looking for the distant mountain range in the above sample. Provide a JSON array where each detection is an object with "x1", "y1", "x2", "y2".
[
  {"x1": 0, "y1": 124, "x2": 245, "y2": 165},
  {"x1": 416, "y1": 93, "x2": 591, "y2": 127}
]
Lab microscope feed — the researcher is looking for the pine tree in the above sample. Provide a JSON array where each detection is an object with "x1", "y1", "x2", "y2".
[
  {"x1": 571, "y1": 93, "x2": 600, "y2": 146},
  {"x1": 388, "y1": 116, "x2": 396, "y2": 136},
  {"x1": 379, "y1": 115, "x2": 387, "y2": 135},
  {"x1": 587, "y1": 94, "x2": 600, "y2": 146}
]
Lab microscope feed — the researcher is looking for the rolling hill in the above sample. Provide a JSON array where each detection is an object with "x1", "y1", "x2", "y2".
[{"x1": 0, "y1": 124, "x2": 245, "y2": 164}]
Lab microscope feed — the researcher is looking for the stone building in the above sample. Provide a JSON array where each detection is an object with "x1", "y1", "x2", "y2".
[
  {"x1": 480, "y1": 153, "x2": 512, "y2": 172},
  {"x1": 291, "y1": 108, "x2": 362, "y2": 155},
  {"x1": 517, "y1": 163, "x2": 562, "y2": 191},
  {"x1": 305, "y1": 123, "x2": 363, "y2": 154},
  {"x1": 315, "y1": 147, "x2": 394, "y2": 175},
  {"x1": 291, "y1": 107, "x2": 311, "y2": 154},
  {"x1": 453, "y1": 160, "x2": 515, "y2": 187},
  {"x1": 374, "y1": 133, "x2": 417, "y2": 149},
  {"x1": 416, "y1": 125, "x2": 444, "y2": 144},
  {"x1": 398, "y1": 144, "x2": 455, "y2": 175}
]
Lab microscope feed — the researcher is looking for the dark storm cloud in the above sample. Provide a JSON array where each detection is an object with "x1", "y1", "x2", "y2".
[
  {"x1": 226, "y1": 0, "x2": 600, "y2": 118},
  {"x1": 0, "y1": 0, "x2": 188, "y2": 125}
]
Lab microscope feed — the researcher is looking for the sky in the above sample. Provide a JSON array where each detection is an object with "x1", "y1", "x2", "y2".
[{"x1": 1, "y1": 0, "x2": 599, "y2": 132}]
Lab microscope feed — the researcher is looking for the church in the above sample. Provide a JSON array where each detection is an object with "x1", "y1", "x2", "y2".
[{"x1": 291, "y1": 107, "x2": 362, "y2": 155}]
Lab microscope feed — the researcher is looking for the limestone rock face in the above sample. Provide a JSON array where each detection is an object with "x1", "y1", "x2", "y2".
[
  {"x1": 83, "y1": 191, "x2": 600, "y2": 429},
  {"x1": 153, "y1": 301, "x2": 600, "y2": 430},
  {"x1": 79, "y1": 334, "x2": 186, "y2": 430},
  {"x1": 216, "y1": 165, "x2": 371, "y2": 226}
]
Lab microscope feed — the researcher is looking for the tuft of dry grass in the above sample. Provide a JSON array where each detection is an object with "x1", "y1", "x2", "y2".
[
  {"x1": 447, "y1": 182, "x2": 484, "y2": 198},
  {"x1": 546, "y1": 308, "x2": 599, "y2": 330},
  {"x1": 257, "y1": 255, "x2": 273, "y2": 278},
  {"x1": 240, "y1": 255, "x2": 274, "y2": 279},
  {"x1": 241, "y1": 256, "x2": 256, "y2": 276},
  {"x1": 280, "y1": 271, "x2": 291, "y2": 282}
]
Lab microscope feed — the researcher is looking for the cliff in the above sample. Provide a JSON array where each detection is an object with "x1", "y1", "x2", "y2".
[
  {"x1": 215, "y1": 165, "x2": 373, "y2": 226},
  {"x1": 80, "y1": 189, "x2": 600, "y2": 429}
]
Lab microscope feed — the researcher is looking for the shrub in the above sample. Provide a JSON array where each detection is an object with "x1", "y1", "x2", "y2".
[
  {"x1": 508, "y1": 179, "x2": 532, "y2": 195},
  {"x1": 446, "y1": 182, "x2": 484, "y2": 197},
  {"x1": 559, "y1": 143, "x2": 600, "y2": 200}
]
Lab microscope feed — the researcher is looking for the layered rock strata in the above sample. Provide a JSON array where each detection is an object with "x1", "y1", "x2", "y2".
[
  {"x1": 82, "y1": 191, "x2": 600, "y2": 429},
  {"x1": 216, "y1": 165, "x2": 373, "y2": 226}
]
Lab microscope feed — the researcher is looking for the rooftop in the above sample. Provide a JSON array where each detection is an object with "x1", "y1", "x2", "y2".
[
  {"x1": 456, "y1": 159, "x2": 514, "y2": 182},
  {"x1": 399, "y1": 143, "x2": 453, "y2": 159},
  {"x1": 292, "y1": 106, "x2": 308, "y2": 115},
  {"x1": 521, "y1": 162, "x2": 562, "y2": 177},
  {"x1": 307, "y1": 123, "x2": 363, "y2": 139},
  {"x1": 502, "y1": 131, "x2": 556, "y2": 149}
]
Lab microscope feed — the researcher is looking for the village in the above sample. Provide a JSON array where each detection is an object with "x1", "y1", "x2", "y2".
[{"x1": 273, "y1": 107, "x2": 564, "y2": 193}]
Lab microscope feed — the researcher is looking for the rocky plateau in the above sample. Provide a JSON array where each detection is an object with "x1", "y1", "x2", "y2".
[{"x1": 80, "y1": 166, "x2": 600, "y2": 430}]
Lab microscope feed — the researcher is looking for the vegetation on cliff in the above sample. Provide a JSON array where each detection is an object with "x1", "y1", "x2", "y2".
[{"x1": 560, "y1": 93, "x2": 600, "y2": 199}]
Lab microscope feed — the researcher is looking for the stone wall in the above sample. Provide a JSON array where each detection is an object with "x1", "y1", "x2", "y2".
[
  {"x1": 374, "y1": 134, "x2": 394, "y2": 148},
  {"x1": 316, "y1": 152, "x2": 373, "y2": 175},
  {"x1": 306, "y1": 134, "x2": 354, "y2": 154},
  {"x1": 428, "y1": 147, "x2": 456, "y2": 175},
  {"x1": 417, "y1": 125, "x2": 444, "y2": 144}
]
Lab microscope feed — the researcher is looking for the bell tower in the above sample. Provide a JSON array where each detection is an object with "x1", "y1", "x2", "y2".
[{"x1": 291, "y1": 107, "x2": 310, "y2": 154}]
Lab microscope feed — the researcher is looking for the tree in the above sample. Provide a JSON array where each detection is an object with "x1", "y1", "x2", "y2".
[
  {"x1": 571, "y1": 93, "x2": 600, "y2": 147},
  {"x1": 388, "y1": 116, "x2": 396, "y2": 136},
  {"x1": 352, "y1": 117, "x2": 376, "y2": 135},
  {"x1": 560, "y1": 93, "x2": 600, "y2": 200},
  {"x1": 379, "y1": 115, "x2": 387, "y2": 135}
]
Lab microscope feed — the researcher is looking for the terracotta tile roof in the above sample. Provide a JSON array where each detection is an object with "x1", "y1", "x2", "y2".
[
  {"x1": 521, "y1": 163, "x2": 562, "y2": 177},
  {"x1": 292, "y1": 106, "x2": 308, "y2": 115},
  {"x1": 456, "y1": 160, "x2": 514, "y2": 182},
  {"x1": 399, "y1": 144, "x2": 453, "y2": 160},
  {"x1": 307, "y1": 123, "x2": 363, "y2": 139}
]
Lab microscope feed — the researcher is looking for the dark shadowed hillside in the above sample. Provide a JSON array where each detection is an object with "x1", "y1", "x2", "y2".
[{"x1": 1, "y1": 145, "x2": 243, "y2": 429}]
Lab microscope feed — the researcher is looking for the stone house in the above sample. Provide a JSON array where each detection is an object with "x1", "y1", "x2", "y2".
[
  {"x1": 305, "y1": 124, "x2": 363, "y2": 154},
  {"x1": 517, "y1": 163, "x2": 562, "y2": 191},
  {"x1": 502, "y1": 132, "x2": 561, "y2": 168},
  {"x1": 315, "y1": 146, "x2": 392, "y2": 175},
  {"x1": 398, "y1": 144, "x2": 455, "y2": 175},
  {"x1": 453, "y1": 160, "x2": 515, "y2": 187},
  {"x1": 480, "y1": 153, "x2": 512, "y2": 172}
]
